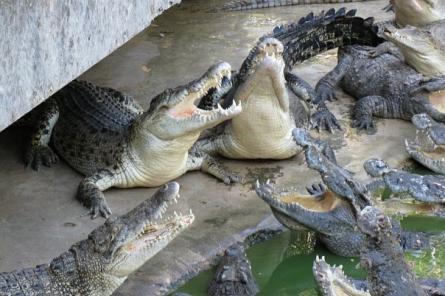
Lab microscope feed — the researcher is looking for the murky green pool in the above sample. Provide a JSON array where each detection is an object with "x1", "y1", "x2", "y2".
[{"x1": 174, "y1": 215, "x2": 445, "y2": 295}]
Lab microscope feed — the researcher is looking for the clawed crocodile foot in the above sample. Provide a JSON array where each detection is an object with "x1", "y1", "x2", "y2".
[
  {"x1": 78, "y1": 188, "x2": 112, "y2": 219},
  {"x1": 311, "y1": 109, "x2": 341, "y2": 133},
  {"x1": 223, "y1": 171, "x2": 245, "y2": 185},
  {"x1": 315, "y1": 85, "x2": 337, "y2": 104},
  {"x1": 368, "y1": 46, "x2": 387, "y2": 58},
  {"x1": 352, "y1": 117, "x2": 375, "y2": 131},
  {"x1": 306, "y1": 183, "x2": 327, "y2": 200},
  {"x1": 24, "y1": 145, "x2": 59, "y2": 171}
]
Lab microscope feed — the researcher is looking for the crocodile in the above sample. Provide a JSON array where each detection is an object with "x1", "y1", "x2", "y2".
[
  {"x1": 314, "y1": 22, "x2": 445, "y2": 131},
  {"x1": 195, "y1": 9, "x2": 384, "y2": 161},
  {"x1": 24, "y1": 62, "x2": 242, "y2": 218},
  {"x1": 254, "y1": 143, "x2": 429, "y2": 256},
  {"x1": 0, "y1": 182, "x2": 194, "y2": 296},
  {"x1": 217, "y1": 0, "x2": 377, "y2": 12},
  {"x1": 406, "y1": 113, "x2": 445, "y2": 174},
  {"x1": 313, "y1": 255, "x2": 445, "y2": 295},
  {"x1": 208, "y1": 243, "x2": 259, "y2": 296},
  {"x1": 364, "y1": 158, "x2": 445, "y2": 204},
  {"x1": 314, "y1": 206, "x2": 428, "y2": 296}
]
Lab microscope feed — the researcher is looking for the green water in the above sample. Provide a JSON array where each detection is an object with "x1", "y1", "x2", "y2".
[{"x1": 174, "y1": 216, "x2": 445, "y2": 296}]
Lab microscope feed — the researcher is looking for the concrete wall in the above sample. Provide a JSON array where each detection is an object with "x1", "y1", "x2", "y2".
[{"x1": 0, "y1": 0, "x2": 180, "y2": 131}]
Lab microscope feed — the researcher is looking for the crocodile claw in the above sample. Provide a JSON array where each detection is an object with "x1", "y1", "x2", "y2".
[
  {"x1": 368, "y1": 43, "x2": 389, "y2": 58},
  {"x1": 315, "y1": 84, "x2": 337, "y2": 104},
  {"x1": 306, "y1": 183, "x2": 327, "y2": 201},
  {"x1": 306, "y1": 183, "x2": 327, "y2": 195},
  {"x1": 352, "y1": 116, "x2": 375, "y2": 131},
  {"x1": 77, "y1": 185, "x2": 112, "y2": 219},
  {"x1": 24, "y1": 144, "x2": 59, "y2": 171},
  {"x1": 223, "y1": 172, "x2": 245, "y2": 185},
  {"x1": 310, "y1": 109, "x2": 341, "y2": 133},
  {"x1": 90, "y1": 196, "x2": 112, "y2": 219}
]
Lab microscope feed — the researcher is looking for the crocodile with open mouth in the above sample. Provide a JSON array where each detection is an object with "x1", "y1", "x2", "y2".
[
  {"x1": 195, "y1": 9, "x2": 384, "y2": 162},
  {"x1": 314, "y1": 20, "x2": 445, "y2": 131},
  {"x1": 313, "y1": 256, "x2": 445, "y2": 296},
  {"x1": 24, "y1": 62, "x2": 242, "y2": 218},
  {"x1": 406, "y1": 113, "x2": 445, "y2": 174},
  {"x1": 254, "y1": 142, "x2": 429, "y2": 257},
  {"x1": 312, "y1": 206, "x2": 445, "y2": 296},
  {"x1": 364, "y1": 158, "x2": 445, "y2": 204},
  {"x1": 0, "y1": 182, "x2": 194, "y2": 296}
]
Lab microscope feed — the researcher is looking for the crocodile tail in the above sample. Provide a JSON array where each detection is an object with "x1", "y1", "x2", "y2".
[
  {"x1": 220, "y1": 0, "x2": 376, "y2": 11},
  {"x1": 263, "y1": 8, "x2": 384, "y2": 68}
]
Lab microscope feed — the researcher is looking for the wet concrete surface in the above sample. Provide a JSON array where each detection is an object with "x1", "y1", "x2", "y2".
[{"x1": 0, "y1": 0, "x2": 416, "y2": 295}]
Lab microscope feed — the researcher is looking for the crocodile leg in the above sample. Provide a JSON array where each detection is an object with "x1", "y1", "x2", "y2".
[
  {"x1": 311, "y1": 102, "x2": 342, "y2": 133},
  {"x1": 411, "y1": 76, "x2": 445, "y2": 94},
  {"x1": 315, "y1": 54, "x2": 353, "y2": 104},
  {"x1": 352, "y1": 95, "x2": 392, "y2": 130},
  {"x1": 186, "y1": 152, "x2": 243, "y2": 184},
  {"x1": 77, "y1": 169, "x2": 116, "y2": 219},
  {"x1": 369, "y1": 42, "x2": 404, "y2": 60},
  {"x1": 285, "y1": 71, "x2": 317, "y2": 103},
  {"x1": 286, "y1": 72, "x2": 340, "y2": 132},
  {"x1": 404, "y1": 95, "x2": 445, "y2": 124},
  {"x1": 24, "y1": 98, "x2": 60, "y2": 170}
]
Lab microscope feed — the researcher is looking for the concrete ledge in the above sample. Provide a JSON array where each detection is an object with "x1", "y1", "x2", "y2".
[{"x1": 0, "y1": 0, "x2": 180, "y2": 131}]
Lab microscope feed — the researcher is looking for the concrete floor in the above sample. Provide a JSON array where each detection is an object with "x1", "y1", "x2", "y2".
[{"x1": 0, "y1": 0, "x2": 417, "y2": 295}]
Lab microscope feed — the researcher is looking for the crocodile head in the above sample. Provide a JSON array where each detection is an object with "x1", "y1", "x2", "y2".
[
  {"x1": 65, "y1": 182, "x2": 194, "y2": 294},
  {"x1": 406, "y1": 113, "x2": 445, "y2": 174},
  {"x1": 383, "y1": 22, "x2": 445, "y2": 77},
  {"x1": 144, "y1": 62, "x2": 242, "y2": 140},
  {"x1": 207, "y1": 243, "x2": 259, "y2": 296},
  {"x1": 363, "y1": 158, "x2": 391, "y2": 177},
  {"x1": 235, "y1": 38, "x2": 289, "y2": 112},
  {"x1": 391, "y1": 0, "x2": 442, "y2": 27},
  {"x1": 313, "y1": 255, "x2": 370, "y2": 296},
  {"x1": 255, "y1": 181, "x2": 356, "y2": 238}
]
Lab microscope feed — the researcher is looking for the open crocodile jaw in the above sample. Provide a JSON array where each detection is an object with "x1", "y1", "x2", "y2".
[
  {"x1": 109, "y1": 190, "x2": 195, "y2": 279},
  {"x1": 406, "y1": 135, "x2": 445, "y2": 174},
  {"x1": 256, "y1": 183, "x2": 343, "y2": 231},
  {"x1": 313, "y1": 256, "x2": 370, "y2": 296},
  {"x1": 226, "y1": 49, "x2": 299, "y2": 158},
  {"x1": 429, "y1": 90, "x2": 445, "y2": 113}
]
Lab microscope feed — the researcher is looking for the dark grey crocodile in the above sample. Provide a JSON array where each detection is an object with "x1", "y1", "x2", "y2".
[
  {"x1": 254, "y1": 141, "x2": 429, "y2": 256},
  {"x1": 314, "y1": 22, "x2": 445, "y2": 131},
  {"x1": 364, "y1": 158, "x2": 445, "y2": 204},
  {"x1": 406, "y1": 113, "x2": 445, "y2": 174},
  {"x1": 208, "y1": 243, "x2": 259, "y2": 296},
  {"x1": 313, "y1": 256, "x2": 445, "y2": 295},
  {"x1": 24, "y1": 62, "x2": 242, "y2": 218},
  {"x1": 195, "y1": 9, "x2": 384, "y2": 162},
  {"x1": 314, "y1": 206, "x2": 430, "y2": 296},
  {"x1": 217, "y1": 0, "x2": 377, "y2": 12},
  {"x1": 0, "y1": 182, "x2": 194, "y2": 296}
]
